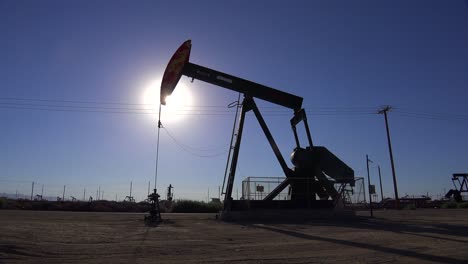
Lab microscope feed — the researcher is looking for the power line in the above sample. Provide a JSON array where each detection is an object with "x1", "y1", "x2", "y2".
[
  {"x1": 0, "y1": 105, "x2": 378, "y2": 116},
  {"x1": 2, "y1": 105, "x2": 465, "y2": 120},
  {"x1": 1, "y1": 97, "x2": 467, "y2": 120},
  {"x1": 0, "y1": 97, "x2": 151, "y2": 106},
  {"x1": 0, "y1": 101, "x2": 377, "y2": 113},
  {"x1": 393, "y1": 110, "x2": 468, "y2": 121},
  {"x1": 0, "y1": 97, "x2": 380, "y2": 109},
  {"x1": 0, "y1": 102, "x2": 151, "y2": 111},
  {"x1": 162, "y1": 127, "x2": 229, "y2": 158},
  {"x1": 163, "y1": 126, "x2": 229, "y2": 152},
  {"x1": 0, "y1": 105, "x2": 152, "y2": 115},
  {"x1": 0, "y1": 97, "x2": 379, "y2": 111}
]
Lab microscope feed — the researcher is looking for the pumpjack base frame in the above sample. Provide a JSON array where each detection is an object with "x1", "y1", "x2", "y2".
[
  {"x1": 220, "y1": 206, "x2": 356, "y2": 222},
  {"x1": 229, "y1": 199, "x2": 335, "y2": 210}
]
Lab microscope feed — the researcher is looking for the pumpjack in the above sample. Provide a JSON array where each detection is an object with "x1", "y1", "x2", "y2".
[
  {"x1": 161, "y1": 40, "x2": 355, "y2": 217},
  {"x1": 445, "y1": 173, "x2": 468, "y2": 202}
]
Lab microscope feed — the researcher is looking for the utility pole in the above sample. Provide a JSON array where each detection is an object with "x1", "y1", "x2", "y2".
[
  {"x1": 147, "y1": 181, "x2": 150, "y2": 197},
  {"x1": 31, "y1": 181, "x2": 34, "y2": 200},
  {"x1": 102, "y1": 191, "x2": 104, "y2": 200},
  {"x1": 62, "y1": 185, "x2": 66, "y2": 201},
  {"x1": 366, "y1": 155, "x2": 373, "y2": 217},
  {"x1": 378, "y1": 165, "x2": 384, "y2": 202},
  {"x1": 378, "y1": 105, "x2": 400, "y2": 209},
  {"x1": 41, "y1": 185, "x2": 44, "y2": 198},
  {"x1": 83, "y1": 188, "x2": 86, "y2": 201},
  {"x1": 362, "y1": 178, "x2": 367, "y2": 203},
  {"x1": 98, "y1": 186, "x2": 101, "y2": 200}
]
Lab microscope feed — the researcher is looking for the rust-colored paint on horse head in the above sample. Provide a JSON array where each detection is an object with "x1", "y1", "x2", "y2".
[{"x1": 160, "y1": 40, "x2": 191, "y2": 105}]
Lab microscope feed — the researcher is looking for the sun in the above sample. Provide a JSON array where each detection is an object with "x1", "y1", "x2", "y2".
[{"x1": 142, "y1": 79, "x2": 193, "y2": 123}]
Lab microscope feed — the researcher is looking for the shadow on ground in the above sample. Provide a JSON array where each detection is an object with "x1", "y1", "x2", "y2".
[
  {"x1": 239, "y1": 216, "x2": 468, "y2": 264},
  {"x1": 0, "y1": 244, "x2": 43, "y2": 260}
]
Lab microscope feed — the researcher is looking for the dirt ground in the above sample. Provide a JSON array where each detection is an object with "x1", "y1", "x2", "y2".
[{"x1": 0, "y1": 209, "x2": 467, "y2": 264}]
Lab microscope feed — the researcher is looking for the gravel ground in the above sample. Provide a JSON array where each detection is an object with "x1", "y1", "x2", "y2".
[{"x1": 0, "y1": 209, "x2": 467, "y2": 263}]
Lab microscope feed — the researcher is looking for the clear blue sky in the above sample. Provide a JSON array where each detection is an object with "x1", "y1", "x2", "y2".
[{"x1": 1, "y1": 0, "x2": 467, "y2": 201}]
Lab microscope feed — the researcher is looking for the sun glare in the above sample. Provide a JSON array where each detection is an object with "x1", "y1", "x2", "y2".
[{"x1": 142, "y1": 79, "x2": 193, "y2": 123}]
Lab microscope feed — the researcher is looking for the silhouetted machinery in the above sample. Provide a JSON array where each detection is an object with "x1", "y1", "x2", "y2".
[
  {"x1": 445, "y1": 173, "x2": 467, "y2": 202},
  {"x1": 161, "y1": 40, "x2": 355, "y2": 216},
  {"x1": 124, "y1": 196, "x2": 135, "y2": 203},
  {"x1": 145, "y1": 188, "x2": 162, "y2": 224},
  {"x1": 166, "y1": 184, "x2": 174, "y2": 201}
]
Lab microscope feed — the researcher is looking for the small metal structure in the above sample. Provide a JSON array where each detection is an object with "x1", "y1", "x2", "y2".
[
  {"x1": 445, "y1": 173, "x2": 468, "y2": 202},
  {"x1": 341, "y1": 177, "x2": 366, "y2": 206},
  {"x1": 166, "y1": 184, "x2": 174, "y2": 201},
  {"x1": 242, "y1": 177, "x2": 290, "y2": 201},
  {"x1": 161, "y1": 40, "x2": 355, "y2": 219},
  {"x1": 242, "y1": 176, "x2": 364, "y2": 207},
  {"x1": 124, "y1": 196, "x2": 135, "y2": 203},
  {"x1": 381, "y1": 195, "x2": 432, "y2": 209},
  {"x1": 145, "y1": 189, "x2": 162, "y2": 225},
  {"x1": 124, "y1": 181, "x2": 135, "y2": 202}
]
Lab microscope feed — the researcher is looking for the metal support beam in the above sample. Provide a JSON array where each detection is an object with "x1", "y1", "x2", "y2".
[
  {"x1": 183, "y1": 62, "x2": 303, "y2": 111},
  {"x1": 291, "y1": 125, "x2": 300, "y2": 148},
  {"x1": 264, "y1": 178, "x2": 290, "y2": 201},
  {"x1": 224, "y1": 97, "x2": 250, "y2": 209},
  {"x1": 290, "y1": 109, "x2": 314, "y2": 147},
  {"x1": 303, "y1": 118, "x2": 314, "y2": 147},
  {"x1": 224, "y1": 97, "x2": 294, "y2": 204},
  {"x1": 250, "y1": 100, "x2": 293, "y2": 178}
]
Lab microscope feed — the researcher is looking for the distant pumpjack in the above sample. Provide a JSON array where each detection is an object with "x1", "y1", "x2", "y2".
[{"x1": 445, "y1": 173, "x2": 468, "y2": 202}]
